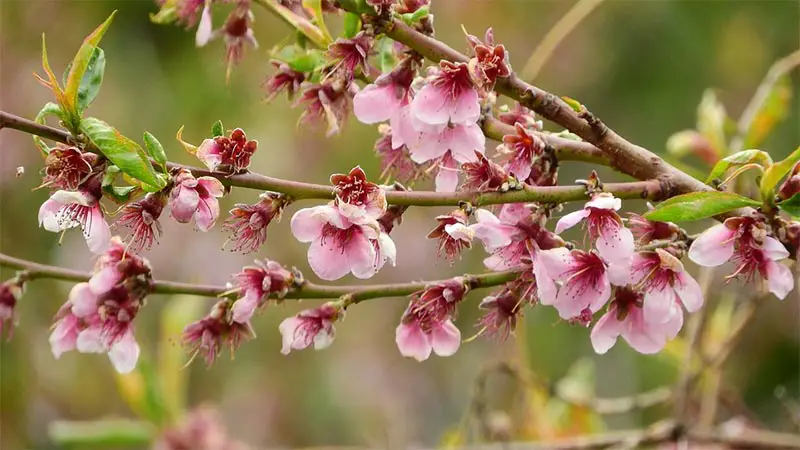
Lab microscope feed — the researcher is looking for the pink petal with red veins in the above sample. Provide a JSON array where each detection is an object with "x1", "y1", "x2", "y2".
[
  {"x1": 688, "y1": 223, "x2": 735, "y2": 267},
  {"x1": 69, "y1": 283, "x2": 99, "y2": 317},
  {"x1": 435, "y1": 163, "x2": 460, "y2": 192},
  {"x1": 536, "y1": 247, "x2": 573, "y2": 280},
  {"x1": 395, "y1": 322, "x2": 432, "y2": 361},
  {"x1": 390, "y1": 105, "x2": 418, "y2": 150},
  {"x1": 642, "y1": 287, "x2": 675, "y2": 325},
  {"x1": 763, "y1": 236, "x2": 790, "y2": 261},
  {"x1": 84, "y1": 205, "x2": 111, "y2": 254},
  {"x1": 449, "y1": 88, "x2": 480, "y2": 125},
  {"x1": 554, "y1": 271, "x2": 610, "y2": 319},
  {"x1": 279, "y1": 317, "x2": 303, "y2": 354},
  {"x1": 108, "y1": 330, "x2": 140, "y2": 374},
  {"x1": 410, "y1": 84, "x2": 458, "y2": 126},
  {"x1": 170, "y1": 185, "x2": 200, "y2": 223},
  {"x1": 674, "y1": 271, "x2": 704, "y2": 312},
  {"x1": 194, "y1": 195, "x2": 220, "y2": 232},
  {"x1": 430, "y1": 320, "x2": 461, "y2": 357},
  {"x1": 409, "y1": 124, "x2": 453, "y2": 164},
  {"x1": 39, "y1": 198, "x2": 68, "y2": 232},
  {"x1": 353, "y1": 83, "x2": 400, "y2": 124},
  {"x1": 766, "y1": 260, "x2": 793, "y2": 300},
  {"x1": 345, "y1": 230, "x2": 379, "y2": 279},
  {"x1": 471, "y1": 209, "x2": 516, "y2": 251},
  {"x1": 596, "y1": 226, "x2": 635, "y2": 267},
  {"x1": 555, "y1": 209, "x2": 590, "y2": 234},
  {"x1": 308, "y1": 238, "x2": 353, "y2": 281},
  {"x1": 448, "y1": 123, "x2": 485, "y2": 163},
  {"x1": 590, "y1": 308, "x2": 624, "y2": 354},
  {"x1": 290, "y1": 207, "x2": 326, "y2": 242}
]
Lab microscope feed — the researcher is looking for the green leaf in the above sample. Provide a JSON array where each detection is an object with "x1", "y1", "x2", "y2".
[
  {"x1": 644, "y1": 191, "x2": 761, "y2": 222},
  {"x1": 696, "y1": 89, "x2": 728, "y2": 156},
  {"x1": 143, "y1": 132, "x2": 167, "y2": 168},
  {"x1": 150, "y1": 0, "x2": 178, "y2": 25},
  {"x1": 337, "y1": 0, "x2": 374, "y2": 14},
  {"x1": 302, "y1": 0, "x2": 333, "y2": 44},
  {"x1": 32, "y1": 102, "x2": 65, "y2": 154},
  {"x1": 400, "y1": 6, "x2": 430, "y2": 25},
  {"x1": 48, "y1": 419, "x2": 155, "y2": 447},
  {"x1": 705, "y1": 149, "x2": 773, "y2": 184},
  {"x1": 377, "y1": 37, "x2": 397, "y2": 73},
  {"x1": 743, "y1": 75, "x2": 792, "y2": 149},
  {"x1": 777, "y1": 192, "x2": 800, "y2": 218},
  {"x1": 103, "y1": 184, "x2": 138, "y2": 203},
  {"x1": 64, "y1": 47, "x2": 106, "y2": 112},
  {"x1": 761, "y1": 146, "x2": 800, "y2": 200},
  {"x1": 343, "y1": 12, "x2": 361, "y2": 38},
  {"x1": 80, "y1": 118, "x2": 165, "y2": 189},
  {"x1": 64, "y1": 12, "x2": 116, "y2": 116},
  {"x1": 211, "y1": 120, "x2": 224, "y2": 138},
  {"x1": 289, "y1": 49, "x2": 327, "y2": 73},
  {"x1": 39, "y1": 35, "x2": 75, "y2": 131}
]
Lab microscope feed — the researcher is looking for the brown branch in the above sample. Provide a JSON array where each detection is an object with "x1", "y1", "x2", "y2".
[
  {"x1": 0, "y1": 252, "x2": 519, "y2": 303},
  {"x1": 0, "y1": 110, "x2": 662, "y2": 205}
]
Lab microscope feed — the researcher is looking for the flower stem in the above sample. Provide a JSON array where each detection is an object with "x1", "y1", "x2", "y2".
[{"x1": 0, "y1": 252, "x2": 519, "y2": 303}]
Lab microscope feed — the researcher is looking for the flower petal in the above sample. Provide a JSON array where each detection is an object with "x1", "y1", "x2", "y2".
[
  {"x1": 232, "y1": 295, "x2": 259, "y2": 324},
  {"x1": 674, "y1": 272, "x2": 704, "y2": 312},
  {"x1": 596, "y1": 226, "x2": 635, "y2": 267},
  {"x1": 395, "y1": 322, "x2": 432, "y2": 362},
  {"x1": 763, "y1": 236, "x2": 790, "y2": 261},
  {"x1": 308, "y1": 238, "x2": 352, "y2": 281},
  {"x1": 353, "y1": 83, "x2": 399, "y2": 124},
  {"x1": 39, "y1": 198, "x2": 67, "y2": 232},
  {"x1": 410, "y1": 84, "x2": 454, "y2": 126},
  {"x1": 69, "y1": 282, "x2": 99, "y2": 317},
  {"x1": 170, "y1": 185, "x2": 200, "y2": 223},
  {"x1": 313, "y1": 327, "x2": 335, "y2": 350},
  {"x1": 108, "y1": 331, "x2": 140, "y2": 374},
  {"x1": 643, "y1": 287, "x2": 675, "y2": 325},
  {"x1": 430, "y1": 320, "x2": 461, "y2": 357},
  {"x1": 688, "y1": 223, "x2": 735, "y2": 267},
  {"x1": 76, "y1": 326, "x2": 108, "y2": 353},
  {"x1": 84, "y1": 206, "x2": 111, "y2": 254},
  {"x1": 290, "y1": 207, "x2": 325, "y2": 243},
  {"x1": 345, "y1": 229, "x2": 379, "y2": 279},
  {"x1": 279, "y1": 317, "x2": 302, "y2": 354},
  {"x1": 766, "y1": 260, "x2": 794, "y2": 300},
  {"x1": 555, "y1": 209, "x2": 590, "y2": 234},
  {"x1": 194, "y1": 194, "x2": 220, "y2": 232},
  {"x1": 435, "y1": 160, "x2": 460, "y2": 192},
  {"x1": 590, "y1": 309, "x2": 623, "y2": 354}
]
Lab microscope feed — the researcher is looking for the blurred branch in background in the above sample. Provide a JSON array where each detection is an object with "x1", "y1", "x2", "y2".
[{"x1": 520, "y1": 0, "x2": 605, "y2": 81}]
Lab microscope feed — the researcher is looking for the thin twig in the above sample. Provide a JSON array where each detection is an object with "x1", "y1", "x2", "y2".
[
  {"x1": 520, "y1": 0, "x2": 606, "y2": 81},
  {"x1": 0, "y1": 252, "x2": 519, "y2": 303},
  {"x1": 0, "y1": 110, "x2": 663, "y2": 206}
]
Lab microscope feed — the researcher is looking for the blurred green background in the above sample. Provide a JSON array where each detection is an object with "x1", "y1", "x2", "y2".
[{"x1": 1, "y1": 0, "x2": 799, "y2": 448}]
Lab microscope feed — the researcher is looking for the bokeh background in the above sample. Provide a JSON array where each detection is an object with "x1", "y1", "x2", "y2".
[{"x1": 2, "y1": 0, "x2": 800, "y2": 448}]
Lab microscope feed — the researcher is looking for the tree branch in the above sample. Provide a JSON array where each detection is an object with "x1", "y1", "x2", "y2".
[
  {"x1": 0, "y1": 252, "x2": 519, "y2": 303},
  {"x1": 0, "y1": 110, "x2": 662, "y2": 205}
]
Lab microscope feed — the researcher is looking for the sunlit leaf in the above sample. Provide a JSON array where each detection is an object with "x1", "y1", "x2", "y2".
[
  {"x1": 80, "y1": 117, "x2": 165, "y2": 189},
  {"x1": 48, "y1": 419, "x2": 155, "y2": 447},
  {"x1": 644, "y1": 191, "x2": 760, "y2": 222},
  {"x1": 743, "y1": 75, "x2": 792, "y2": 149},
  {"x1": 64, "y1": 12, "x2": 116, "y2": 116},
  {"x1": 705, "y1": 149, "x2": 773, "y2": 184},
  {"x1": 696, "y1": 89, "x2": 728, "y2": 156},
  {"x1": 143, "y1": 132, "x2": 167, "y2": 169},
  {"x1": 760, "y1": 146, "x2": 800, "y2": 202}
]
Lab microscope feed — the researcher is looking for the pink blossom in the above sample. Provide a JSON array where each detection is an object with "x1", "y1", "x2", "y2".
[
  {"x1": 331, "y1": 166, "x2": 387, "y2": 223},
  {"x1": 627, "y1": 213, "x2": 680, "y2": 245},
  {"x1": 497, "y1": 123, "x2": 545, "y2": 181},
  {"x1": 465, "y1": 28, "x2": 511, "y2": 90},
  {"x1": 196, "y1": 3, "x2": 258, "y2": 76},
  {"x1": 477, "y1": 287, "x2": 524, "y2": 340},
  {"x1": 408, "y1": 278, "x2": 469, "y2": 325},
  {"x1": 168, "y1": 169, "x2": 225, "y2": 231},
  {"x1": 196, "y1": 128, "x2": 258, "y2": 173},
  {"x1": 631, "y1": 249, "x2": 704, "y2": 321},
  {"x1": 555, "y1": 193, "x2": 634, "y2": 260},
  {"x1": 295, "y1": 82, "x2": 352, "y2": 137},
  {"x1": 410, "y1": 61, "x2": 479, "y2": 126},
  {"x1": 373, "y1": 125, "x2": 423, "y2": 183},
  {"x1": 116, "y1": 192, "x2": 166, "y2": 252},
  {"x1": 688, "y1": 216, "x2": 759, "y2": 267},
  {"x1": 327, "y1": 32, "x2": 372, "y2": 80},
  {"x1": 395, "y1": 107, "x2": 485, "y2": 165},
  {"x1": 263, "y1": 61, "x2": 305, "y2": 102},
  {"x1": 49, "y1": 303, "x2": 81, "y2": 359},
  {"x1": 497, "y1": 103, "x2": 542, "y2": 130},
  {"x1": 183, "y1": 300, "x2": 254, "y2": 367},
  {"x1": 223, "y1": 192, "x2": 286, "y2": 253},
  {"x1": 291, "y1": 204, "x2": 395, "y2": 280},
  {"x1": 461, "y1": 152, "x2": 509, "y2": 191},
  {"x1": 38, "y1": 188, "x2": 111, "y2": 254},
  {"x1": 279, "y1": 303, "x2": 341, "y2": 354},
  {"x1": 728, "y1": 239, "x2": 794, "y2": 300},
  {"x1": 42, "y1": 145, "x2": 94, "y2": 190},
  {"x1": 535, "y1": 247, "x2": 631, "y2": 320},
  {"x1": 591, "y1": 286, "x2": 683, "y2": 354},
  {"x1": 427, "y1": 209, "x2": 474, "y2": 261},
  {"x1": 434, "y1": 151, "x2": 460, "y2": 193},
  {"x1": 230, "y1": 259, "x2": 295, "y2": 324},
  {"x1": 353, "y1": 58, "x2": 416, "y2": 124},
  {"x1": 471, "y1": 204, "x2": 564, "y2": 271},
  {"x1": 395, "y1": 312, "x2": 461, "y2": 362}
]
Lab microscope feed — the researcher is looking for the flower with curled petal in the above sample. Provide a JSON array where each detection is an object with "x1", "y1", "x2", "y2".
[
  {"x1": 427, "y1": 208, "x2": 474, "y2": 261},
  {"x1": 279, "y1": 303, "x2": 341, "y2": 354},
  {"x1": 168, "y1": 168, "x2": 225, "y2": 231},
  {"x1": 555, "y1": 193, "x2": 635, "y2": 261}
]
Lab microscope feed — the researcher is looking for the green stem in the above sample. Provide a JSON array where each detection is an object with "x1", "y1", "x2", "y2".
[
  {"x1": 252, "y1": 0, "x2": 330, "y2": 48},
  {"x1": 0, "y1": 252, "x2": 519, "y2": 303}
]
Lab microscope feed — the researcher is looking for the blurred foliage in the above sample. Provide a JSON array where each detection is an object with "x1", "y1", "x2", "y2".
[{"x1": 1, "y1": 1, "x2": 799, "y2": 449}]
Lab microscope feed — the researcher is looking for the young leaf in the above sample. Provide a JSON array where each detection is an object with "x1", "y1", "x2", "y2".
[
  {"x1": 64, "y1": 47, "x2": 106, "y2": 112},
  {"x1": 32, "y1": 102, "x2": 65, "y2": 154},
  {"x1": 65, "y1": 11, "x2": 116, "y2": 115},
  {"x1": 760, "y1": 146, "x2": 800, "y2": 200},
  {"x1": 103, "y1": 184, "x2": 138, "y2": 203},
  {"x1": 38, "y1": 35, "x2": 75, "y2": 131},
  {"x1": 378, "y1": 37, "x2": 397, "y2": 73},
  {"x1": 705, "y1": 149, "x2": 773, "y2": 184},
  {"x1": 288, "y1": 49, "x2": 327, "y2": 73},
  {"x1": 696, "y1": 89, "x2": 728, "y2": 156},
  {"x1": 743, "y1": 75, "x2": 792, "y2": 149},
  {"x1": 211, "y1": 120, "x2": 224, "y2": 137},
  {"x1": 143, "y1": 132, "x2": 167, "y2": 168},
  {"x1": 343, "y1": 12, "x2": 361, "y2": 39},
  {"x1": 80, "y1": 118, "x2": 165, "y2": 189},
  {"x1": 644, "y1": 191, "x2": 761, "y2": 222},
  {"x1": 302, "y1": 0, "x2": 333, "y2": 44},
  {"x1": 777, "y1": 192, "x2": 800, "y2": 218}
]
